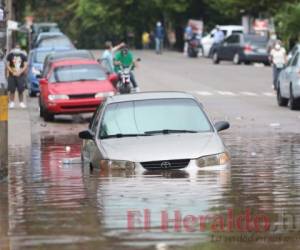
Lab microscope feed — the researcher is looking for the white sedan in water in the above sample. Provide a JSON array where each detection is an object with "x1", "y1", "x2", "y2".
[
  {"x1": 79, "y1": 91, "x2": 231, "y2": 171},
  {"x1": 277, "y1": 47, "x2": 300, "y2": 110}
]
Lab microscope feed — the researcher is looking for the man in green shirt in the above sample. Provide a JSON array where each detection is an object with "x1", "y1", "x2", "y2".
[{"x1": 114, "y1": 45, "x2": 139, "y2": 91}]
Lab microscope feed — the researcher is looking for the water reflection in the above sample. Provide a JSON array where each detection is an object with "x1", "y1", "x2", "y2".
[{"x1": 1, "y1": 132, "x2": 300, "y2": 249}]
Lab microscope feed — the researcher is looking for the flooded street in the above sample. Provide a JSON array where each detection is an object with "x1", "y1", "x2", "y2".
[
  {"x1": 1, "y1": 129, "x2": 300, "y2": 250},
  {"x1": 1, "y1": 52, "x2": 300, "y2": 250}
]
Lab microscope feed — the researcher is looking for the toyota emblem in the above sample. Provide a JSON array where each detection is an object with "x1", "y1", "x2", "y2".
[{"x1": 161, "y1": 161, "x2": 171, "y2": 169}]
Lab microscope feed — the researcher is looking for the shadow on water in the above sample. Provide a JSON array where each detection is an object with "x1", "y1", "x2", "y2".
[{"x1": 1, "y1": 132, "x2": 300, "y2": 249}]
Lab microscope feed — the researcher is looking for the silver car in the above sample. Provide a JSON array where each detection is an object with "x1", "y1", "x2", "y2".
[
  {"x1": 79, "y1": 92, "x2": 230, "y2": 171},
  {"x1": 277, "y1": 47, "x2": 300, "y2": 110}
]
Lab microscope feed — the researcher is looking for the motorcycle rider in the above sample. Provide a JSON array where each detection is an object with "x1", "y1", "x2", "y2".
[{"x1": 114, "y1": 45, "x2": 139, "y2": 92}]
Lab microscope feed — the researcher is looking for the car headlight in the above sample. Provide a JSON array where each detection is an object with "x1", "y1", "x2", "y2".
[
  {"x1": 95, "y1": 91, "x2": 115, "y2": 99},
  {"x1": 100, "y1": 160, "x2": 135, "y2": 170},
  {"x1": 32, "y1": 67, "x2": 41, "y2": 76},
  {"x1": 48, "y1": 94, "x2": 69, "y2": 101},
  {"x1": 196, "y1": 152, "x2": 230, "y2": 168}
]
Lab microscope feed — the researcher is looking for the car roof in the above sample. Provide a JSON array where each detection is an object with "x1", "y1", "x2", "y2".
[
  {"x1": 51, "y1": 58, "x2": 99, "y2": 67},
  {"x1": 106, "y1": 91, "x2": 199, "y2": 104},
  {"x1": 46, "y1": 50, "x2": 93, "y2": 61},
  {"x1": 32, "y1": 47, "x2": 73, "y2": 53},
  {"x1": 218, "y1": 25, "x2": 243, "y2": 29},
  {"x1": 33, "y1": 23, "x2": 58, "y2": 28},
  {"x1": 37, "y1": 32, "x2": 63, "y2": 39}
]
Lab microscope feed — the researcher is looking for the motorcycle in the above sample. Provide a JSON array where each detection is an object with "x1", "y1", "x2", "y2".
[
  {"x1": 187, "y1": 34, "x2": 201, "y2": 58},
  {"x1": 117, "y1": 58, "x2": 141, "y2": 94}
]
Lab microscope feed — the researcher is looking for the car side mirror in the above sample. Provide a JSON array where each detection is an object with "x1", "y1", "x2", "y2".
[
  {"x1": 39, "y1": 78, "x2": 48, "y2": 85},
  {"x1": 79, "y1": 130, "x2": 94, "y2": 140},
  {"x1": 214, "y1": 121, "x2": 230, "y2": 132}
]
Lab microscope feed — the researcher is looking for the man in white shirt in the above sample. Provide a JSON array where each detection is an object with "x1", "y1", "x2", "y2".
[
  {"x1": 209, "y1": 26, "x2": 225, "y2": 57},
  {"x1": 101, "y1": 41, "x2": 124, "y2": 73},
  {"x1": 270, "y1": 40, "x2": 287, "y2": 90}
]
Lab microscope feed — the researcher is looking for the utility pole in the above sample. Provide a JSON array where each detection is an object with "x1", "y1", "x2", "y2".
[
  {"x1": 5, "y1": 0, "x2": 12, "y2": 52},
  {"x1": 0, "y1": 0, "x2": 8, "y2": 179}
]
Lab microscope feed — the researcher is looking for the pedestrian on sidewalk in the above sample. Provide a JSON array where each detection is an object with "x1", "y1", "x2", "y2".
[
  {"x1": 6, "y1": 44, "x2": 28, "y2": 109},
  {"x1": 142, "y1": 31, "x2": 150, "y2": 49},
  {"x1": 269, "y1": 40, "x2": 287, "y2": 90},
  {"x1": 208, "y1": 26, "x2": 224, "y2": 58},
  {"x1": 154, "y1": 21, "x2": 165, "y2": 54},
  {"x1": 100, "y1": 41, "x2": 125, "y2": 73},
  {"x1": 183, "y1": 21, "x2": 193, "y2": 55}
]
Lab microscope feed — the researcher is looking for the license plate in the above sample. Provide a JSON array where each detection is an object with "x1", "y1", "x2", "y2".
[{"x1": 257, "y1": 48, "x2": 266, "y2": 53}]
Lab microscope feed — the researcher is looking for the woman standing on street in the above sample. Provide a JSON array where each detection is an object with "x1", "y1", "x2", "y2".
[{"x1": 270, "y1": 40, "x2": 287, "y2": 90}]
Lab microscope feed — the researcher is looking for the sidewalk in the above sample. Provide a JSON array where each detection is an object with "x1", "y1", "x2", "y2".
[{"x1": 8, "y1": 93, "x2": 31, "y2": 148}]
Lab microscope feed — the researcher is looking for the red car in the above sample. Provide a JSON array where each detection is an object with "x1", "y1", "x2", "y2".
[{"x1": 39, "y1": 59, "x2": 117, "y2": 121}]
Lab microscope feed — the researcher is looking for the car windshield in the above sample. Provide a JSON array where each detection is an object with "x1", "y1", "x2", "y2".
[
  {"x1": 34, "y1": 51, "x2": 52, "y2": 63},
  {"x1": 99, "y1": 98, "x2": 213, "y2": 139},
  {"x1": 39, "y1": 37, "x2": 73, "y2": 48},
  {"x1": 50, "y1": 64, "x2": 107, "y2": 83}
]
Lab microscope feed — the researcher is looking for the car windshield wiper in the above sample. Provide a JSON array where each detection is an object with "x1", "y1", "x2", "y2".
[
  {"x1": 100, "y1": 133, "x2": 150, "y2": 139},
  {"x1": 144, "y1": 129, "x2": 199, "y2": 135}
]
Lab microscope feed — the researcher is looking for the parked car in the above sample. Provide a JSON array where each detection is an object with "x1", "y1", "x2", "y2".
[
  {"x1": 287, "y1": 44, "x2": 300, "y2": 61},
  {"x1": 79, "y1": 91, "x2": 231, "y2": 171},
  {"x1": 33, "y1": 32, "x2": 64, "y2": 48},
  {"x1": 37, "y1": 35, "x2": 75, "y2": 49},
  {"x1": 42, "y1": 50, "x2": 94, "y2": 77},
  {"x1": 201, "y1": 25, "x2": 243, "y2": 57},
  {"x1": 31, "y1": 22, "x2": 60, "y2": 42},
  {"x1": 212, "y1": 34, "x2": 270, "y2": 65},
  {"x1": 277, "y1": 48, "x2": 300, "y2": 110},
  {"x1": 39, "y1": 59, "x2": 117, "y2": 121},
  {"x1": 27, "y1": 47, "x2": 73, "y2": 97}
]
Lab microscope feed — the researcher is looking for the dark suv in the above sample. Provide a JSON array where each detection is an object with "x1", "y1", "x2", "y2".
[{"x1": 212, "y1": 34, "x2": 270, "y2": 65}]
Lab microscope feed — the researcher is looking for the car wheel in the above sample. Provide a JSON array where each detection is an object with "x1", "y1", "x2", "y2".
[
  {"x1": 198, "y1": 47, "x2": 204, "y2": 57},
  {"x1": 289, "y1": 84, "x2": 300, "y2": 110},
  {"x1": 39, "y1": 97, "x2": 43, "y2": 117},
  {"x1": 277, "y1": 86, "x2": 288, "y2": 107},
  {"x1": 212, "y1": 52, "x2": 220, "y2": 64},
  {"x1": 29, "y1": 89, "x2": 36, "y2": 97},
  {"x1": 244, "y1": 61, "x2": 251, "y2": 65},
  {"x1": 233, "y1": 53, "x2": 241, "y2": 65},
  {"x1": 89, "y1": 163, "x2": 94, "y2": 171},
  {"x1": 43, "y1": 108, "x2": 54, "y2": 122}
]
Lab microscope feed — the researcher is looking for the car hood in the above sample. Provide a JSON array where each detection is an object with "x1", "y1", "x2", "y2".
[
  {"x1": 100, "y1": 132, "x2": 225, "y2": 162},
  {"x1": 48, "y1": 80, "x2": 115, "y2": 95}
]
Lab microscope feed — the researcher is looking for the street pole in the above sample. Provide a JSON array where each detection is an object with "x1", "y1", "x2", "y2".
[
  {"x1": 0, "y1": 0, "x2": 8, "y2": 179},
  {"x1": 0, "y1": 87, "x2": 8, "y2": 179}
]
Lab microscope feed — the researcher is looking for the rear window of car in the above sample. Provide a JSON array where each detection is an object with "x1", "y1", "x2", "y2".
[
  {"x1": 232, "y1": 30, "x2": 243, "y2": 34},
  {"x1": 244, "y1": 35, "x2": 268, "y2": 45},
  {"x1": 39, "y1": 37, "x2": 74, "y2": 48},
  {"x1": 49, "y1": 64, "x2": 106, "y2": 83}
]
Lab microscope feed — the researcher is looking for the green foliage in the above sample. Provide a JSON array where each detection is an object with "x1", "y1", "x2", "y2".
[
  {"x1": 275, "y1": 2, "x2": 300, "y2": 47},
  {"x1": 17, "y1": 0, "x2": 300, "y2": 49}
]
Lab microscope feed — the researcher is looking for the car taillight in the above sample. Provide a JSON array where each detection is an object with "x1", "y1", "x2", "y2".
[{"x1": 244, "y1": 45, "x2": 253, "y2": 53}]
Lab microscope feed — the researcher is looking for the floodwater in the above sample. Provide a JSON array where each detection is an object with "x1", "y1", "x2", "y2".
[{"x1": 1, "y1": 131, "x2": 300, "y2": 250}]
